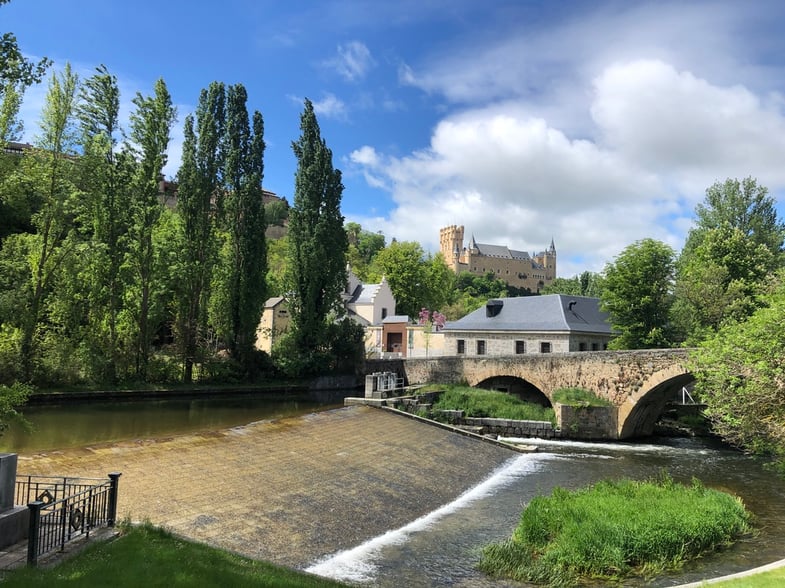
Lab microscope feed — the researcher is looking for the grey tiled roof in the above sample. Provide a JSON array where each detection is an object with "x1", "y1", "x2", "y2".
[
  {"x1": 473, "y1": 243, "x2": 532, "y2": 260},
  {"x1": 443, "y1": 295, "x2": 612, "y2": 334}
]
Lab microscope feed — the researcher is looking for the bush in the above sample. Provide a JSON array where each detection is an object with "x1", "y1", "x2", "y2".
[
  {"x1": 552, "y1": 387, "x2": 612, "y2": 407},
  {"x1": 432, "y1": 385, "x2": 555, "y2": 423},
  {"x1": 479, "y1": 474, "x2": 751, "y2": 586}
]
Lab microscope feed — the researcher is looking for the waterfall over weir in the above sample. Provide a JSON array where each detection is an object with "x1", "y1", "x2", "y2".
[{"x1": 306, "y1": 453, "x2": 554, "y2": 585}]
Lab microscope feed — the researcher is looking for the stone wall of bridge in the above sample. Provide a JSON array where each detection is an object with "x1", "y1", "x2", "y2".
[{"x1": 364, "y1": 349, "x2": 694, "y2": 439}]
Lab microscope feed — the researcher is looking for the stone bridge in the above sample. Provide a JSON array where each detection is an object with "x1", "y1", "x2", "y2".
[{"x1": 365, "y1": 349, "x2": 694, "y2": 439}]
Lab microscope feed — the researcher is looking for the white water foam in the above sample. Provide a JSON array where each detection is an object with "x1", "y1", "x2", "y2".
[
  {"x1": 304, "y1": 452, "x2": 555, "y2": 584},
  {"x1": 499, "y1": 436, "x2": 713, "y2": 455}
]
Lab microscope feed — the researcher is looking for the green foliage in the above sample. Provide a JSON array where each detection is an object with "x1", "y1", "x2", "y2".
[
  {"x1": 3, "y1": 522, "x2": 348, "y2": 587},
  {"x1": 479, "y1": 475, "x2": 751, "y2": 587},
  {"x1": 690, "y1": 271, "x2": 785, "y2": 468},
  {"x1": 370, "y1": 241, "x2": 455, "y2": 318},
  {"x1": 265, "y1": 198, "x2": 288, "y2": 226},
  {"x1": 432, "y1": 385, "x2": 556, "y2": 423},
  {"x1": 0, "y1": 381, "x2": 30, "y2": 435},
  {"x1": 674, "y1": 178, "x2": 784, "y2": 345},
  {"x1": 542, "y1": 271, "x2": 604, "y2": 297},
  {"x1": 284, "y1": 98, "x2": 347, "y2": 374},
  {"x1": 601, "y1": 238, "x2": 675, "y2": 349},
  {"x1": 552, "y1": 387, "x2": 612, "y2": 407},
  {"x1": 346, "y1": 221, "x2": 385, "y2": 280},
  {"x1": 220, "y1": 84, "x2": 267, "y2": 376}
]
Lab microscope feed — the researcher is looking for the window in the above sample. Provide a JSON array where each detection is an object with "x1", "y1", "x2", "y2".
[
  {"x1": 540, "y1": 342, "x2": 551, "y2": 353},
  {"x1": 457, "y1": 339, "x2": 465, "y2": 354},
  {"x1": 381, "y1": 308, "x2": 388, "y2": 319},
  {"x1": 515, "y1": 340, "x2": 525, "y2": 354},
  {"x1": 477, "y1": 340, "x2": 486, "y2": 355},
  {"x1": 579, "y1": 342, "x2": 587, "y2": 351},
  {"x1": 592, "y1": 343, "x2": 599, "y2": 351}
]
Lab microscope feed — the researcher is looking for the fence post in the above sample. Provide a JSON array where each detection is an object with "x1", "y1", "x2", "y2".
[
  {"x1": 27, "y1": 500, "x2": 44, "y2": 566},
  {"x1": 107, "y1": 473, "x2": 121, "y2": 527}
]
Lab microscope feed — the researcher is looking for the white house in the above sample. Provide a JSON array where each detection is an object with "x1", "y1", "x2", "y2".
[{"x1": 442, "y1": 295, "x2": 614, "y2": 356}]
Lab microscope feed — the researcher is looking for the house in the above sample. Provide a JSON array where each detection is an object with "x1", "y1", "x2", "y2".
[
  {"x1": 255, "y1": 268, "x2": 399, "y2": 355},
  {"x1": 255, "y1": 297, "x2": 291, "y2": 353},
  {"x1": 442, "y1": 295, "x2": 614, "y2": 356}
]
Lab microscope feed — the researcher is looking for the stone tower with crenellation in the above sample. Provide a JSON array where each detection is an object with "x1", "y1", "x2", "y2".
[{"x1": 439, "y1": 225, "x2": 556, "y2": 293}]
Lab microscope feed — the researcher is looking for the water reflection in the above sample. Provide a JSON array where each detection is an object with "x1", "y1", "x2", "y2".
[
  {"x1": 307, "y1": 437, "x2": 785, "y2": 587},
  {"x1": 0, "y1": 395, "x2": 339, "y2": 452}
]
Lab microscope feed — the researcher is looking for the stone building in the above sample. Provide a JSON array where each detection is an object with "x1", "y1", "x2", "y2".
[
  {"x1": 442, "y1": 295, "x2": 614, "y2": 356},
  {"x1": 439, "y1": 225, "x2": 556, "y2": 292}
]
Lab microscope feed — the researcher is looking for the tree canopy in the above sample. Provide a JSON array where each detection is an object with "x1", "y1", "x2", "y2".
[{"x1": 601, "y1": 238, "x2": 675, "y2": 349}]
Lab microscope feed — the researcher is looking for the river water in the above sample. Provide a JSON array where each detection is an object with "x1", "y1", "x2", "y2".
[
  {"x1": 307, "y1": 436, "x2": 785, "y2": 587},
  {"x1": 0, "y1": 394, "x2": 340, "y2": 452},
  {"x1": 2, "y1": 398, "x2": 782, "y2": 587}
]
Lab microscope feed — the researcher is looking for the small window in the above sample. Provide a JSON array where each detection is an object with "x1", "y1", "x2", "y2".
[
  {"x1": 477, "y1": 340, "x2": 486, "y2": 355},
  {"x1": 515, "y1": 340, "x2": 525, "y2": 354},
  {"x1": 457, "y1": 339, "x2": 465, "y2": 354},
  {"x1": 381, "y1": 308, "x2": 388, "y2": 319},
  {"x1": 579, "y1": 342, "x2": 587, "y2": 351},
  {"x1": 540, "y1": 342, "x2": 551, "y2": 354},
  {"x1": 592, "y1": 343, "x2": 599, "y2": 351}
]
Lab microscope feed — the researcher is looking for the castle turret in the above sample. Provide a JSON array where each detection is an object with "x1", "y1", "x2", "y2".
[{"x1": 439, "y1": 225, "x2": 464, "y2": 271}]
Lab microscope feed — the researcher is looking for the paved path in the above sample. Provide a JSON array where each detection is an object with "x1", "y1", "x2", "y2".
[{"x1": 17, "y1": 406, "x2": 516, "y2": 568}]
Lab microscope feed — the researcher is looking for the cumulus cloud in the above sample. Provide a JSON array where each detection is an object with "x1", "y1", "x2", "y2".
[
  {"x1": 353, "y1": 56, "x2": 785, "y2": 276},
  {"x1": 325, "y1": 41, "x2": 375, "y2": 82}
]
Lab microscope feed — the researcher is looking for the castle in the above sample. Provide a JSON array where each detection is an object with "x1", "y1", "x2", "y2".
[{"x1": 439, "y1": 225, "x2": 556, "y2": 292}]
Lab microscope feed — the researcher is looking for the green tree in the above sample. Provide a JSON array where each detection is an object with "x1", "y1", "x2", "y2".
[
  {"x1": 176, "y1": 82, "x2": 225, "y2": 383},
  {"x1": 283, "y1": 98, "x2": 347, "y2": 375},
  {"x1": 691, "y1": 271, "x2": 785, "y2": 470},
  {"x1": 674, "y1": 177, "x2": 784, "y2": 344},
  {"x1": 7, "y1": 64, "x2": 81, "y2": 381},
  {"x1": 220, "y1": 84, "x2": 267, "y2": 375},
  {"x1": 542, "y1": 271, "x2": 604, "y2": 297},
  {"x1": 601, "y1": 238, "x2": 675, "y2": 349},
  {"x1": 76, "y1": 64, "x2": 130, "y2": 382},
  {"x1": 127, "y1": 78, "x2": 176, "y2": 380},
  {"x1": 346, "y1": 221, "x2": 385, "y2": 280},
  {"x1": 1, "y1": 0, "x2": 51, "y2": 143}
]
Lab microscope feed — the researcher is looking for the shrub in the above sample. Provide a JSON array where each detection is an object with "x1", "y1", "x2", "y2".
[
  {"x1": 552, "y1": 387, "x2": 612, "y2": 407},
  {"x1": 432, "y1": 385, "x2": 555, "y2": 423},
  {"x1": 479, "y1": 474, "x2": 751, "y2": 586}
]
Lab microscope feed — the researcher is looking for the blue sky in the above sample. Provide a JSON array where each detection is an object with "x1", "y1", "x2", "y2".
[{"x1": 6, "y1": 0, "x2": 785, "y2": 276}]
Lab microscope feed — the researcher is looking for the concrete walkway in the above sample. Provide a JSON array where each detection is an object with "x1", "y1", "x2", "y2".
[{"x1": 16, "y1": 405, "x2": 516, "y2": 569}]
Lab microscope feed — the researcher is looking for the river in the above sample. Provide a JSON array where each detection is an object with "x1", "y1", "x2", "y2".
[{"x1": 2, "y1": 398, "x2": 782, "y2": 587}]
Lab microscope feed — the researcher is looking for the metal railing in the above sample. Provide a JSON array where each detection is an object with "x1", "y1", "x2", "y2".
[{"x1": 16, "y1": 473, "x2": 121, "y2": 566}]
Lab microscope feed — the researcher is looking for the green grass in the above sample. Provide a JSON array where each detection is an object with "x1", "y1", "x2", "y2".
[
  {"x1": 478, "y1": 474, "x2": 752, "y2": 587},
  {"x1": 430, "y1": 385, "x2": 556, "y2": 423},
  {"x1": 1, "y1": 523, "x2": 347, "y2": 587},
  {"x1": 711, "y1": 566, "x2": 785, "y2": 587},
  {"x1": 551, "y1": 387, "x2": 612, "y2": 407}
]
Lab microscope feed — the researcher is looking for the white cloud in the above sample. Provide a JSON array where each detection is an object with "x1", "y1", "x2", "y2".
[
  {"x1": 353, "y1": 55, "x2": 785, "y2": 277},
  {"x1": 325, "y1": 41, "x2": 375, "y2": 82},
  {"x1": 311, "y1": 93, "x2": 348, "y2": 120}
]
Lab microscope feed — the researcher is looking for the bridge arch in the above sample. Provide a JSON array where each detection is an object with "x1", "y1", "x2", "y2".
[
  {"x1": 474, "y1": 375, "x2": 551, "y2": 407},
  {"x1": 617, "y1": 368, "x2": 695, "y2": 438}
]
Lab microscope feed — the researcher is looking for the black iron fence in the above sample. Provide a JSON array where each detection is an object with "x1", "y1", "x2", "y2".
[{"x1": 16, "y1": 473, "x2": 121, "y2": 565}]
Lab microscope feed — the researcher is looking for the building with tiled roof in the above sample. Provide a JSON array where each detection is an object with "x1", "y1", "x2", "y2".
[
  {"x1": 439, "y1": 225, "x2": 556, "y2": 292},
  {"x1": 442, "y1": 294, "x2": 613, "y2": 356}
]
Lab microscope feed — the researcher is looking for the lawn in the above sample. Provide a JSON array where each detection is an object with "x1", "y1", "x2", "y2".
[{"x1": 2, "y1": 523, "x2": 347, "y2": 587}]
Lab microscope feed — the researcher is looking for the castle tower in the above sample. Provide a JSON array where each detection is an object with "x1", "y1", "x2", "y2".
[{"x1": 439, "y1": 225, "x2": 464, "y2": 271}]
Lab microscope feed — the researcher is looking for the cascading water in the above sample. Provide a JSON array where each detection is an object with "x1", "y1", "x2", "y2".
[{"x1": 306, "y1": 437, "x2": 785, "y2": 587}]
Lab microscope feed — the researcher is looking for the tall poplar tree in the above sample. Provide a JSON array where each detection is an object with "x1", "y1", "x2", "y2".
[
  {"x1": 127, "y1": 78, "x2": 176, "y2": 380},
  {"x1": 76, "y1": 65, "x2": 129, "y2": 382},
  {"x1": 176, "y1": 82, "x2": 225, "y2": 383},
  {"x1": 284, "y1": 98, "x2": 347, "y2": 374},
  {"x1": 15, "y1": 64, "x2": 80, "y2": 380},
  {"x1": 220, "y1": 84, "x2": 267, "y2": 374}
]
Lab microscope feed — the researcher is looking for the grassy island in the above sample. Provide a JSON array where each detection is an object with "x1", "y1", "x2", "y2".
[
  {"x1": 424, "y1": 385, "x2": 556, "y2": 423},
  {"x1": 478, "y1": 474, "x2": 752, "y2": 587}
]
